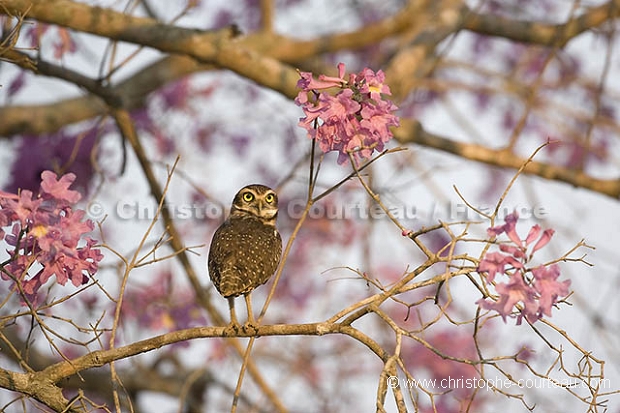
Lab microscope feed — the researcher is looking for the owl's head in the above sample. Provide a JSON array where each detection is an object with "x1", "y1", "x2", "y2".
[{"x1": 230, "y1": 184, "x2": 279, "y2": 225}]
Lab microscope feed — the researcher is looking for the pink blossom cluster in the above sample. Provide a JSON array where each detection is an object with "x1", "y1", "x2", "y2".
[
  {"x1": 476, "y1": 212, "x2": 570, "y2": 324},
  {"x1": 295, "y1": 62, "x2": 400, "y2": 164},
  {"x1": 0, "y1": 171, "x2": 103, "y2": 303}
]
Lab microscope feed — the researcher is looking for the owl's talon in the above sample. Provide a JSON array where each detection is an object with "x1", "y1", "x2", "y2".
[
  {"x1": 242, "y1": 321, "x2": 259, "y2": 335},
  {"x1": 226, "y1": 321, "x2": 242, "y2": 334}
]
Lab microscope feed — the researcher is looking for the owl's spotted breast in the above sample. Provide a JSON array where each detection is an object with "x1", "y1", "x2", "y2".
[{"x1": 208, "y1": 215, "x2": 282, "y2": 298}]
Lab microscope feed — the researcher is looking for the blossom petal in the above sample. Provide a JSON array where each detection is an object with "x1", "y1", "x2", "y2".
[
  {"x1": 40, "y1": 171, "x2": 82, "y2": 204},
  {"x1": 525, "y1": 224, "x2": 541, "y2": 245},
  {"x1": 531, "y1": 228, "x2": 555, "y2": 254}
]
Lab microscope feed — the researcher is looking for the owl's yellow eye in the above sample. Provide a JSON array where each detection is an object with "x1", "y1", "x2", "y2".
[
  {"x1": 265, "y1": 193, "x2": 275, "y2": 203},
  {"x1": 243, "y1": 192, "x2": 254, "y2": 202}
]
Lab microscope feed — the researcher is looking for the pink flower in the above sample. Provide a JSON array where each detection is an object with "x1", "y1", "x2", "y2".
[
  {"x1": 477, "y1": 273, "x2": 539, "y2": 324},
  {"x1": 53, "y1": 28, "x2": 77, "y2": 60},
  {"x1": 0, "y1": 190, "x2": 42, "y2": 227},
  {"x1": 57, "y1": 209, "x2": 94, "y2": 248},
  {"x1": 487, "y1": 211, "x2": 521, "y2": 246},
  {"x1": 532, "y1": 264, "x2": 570, "y2": 316},
  {"x1": 400, "y1": 329, "x2": 486, "y2": 410},
  {"x1": 486, "y1": 212, "x2": 555, "y2": 260},
  {"x1": 478, "y1": 213, "x2": 568, "y2": 324},
  {"x1": 40, "y1": 171, "x2": 82, "y2": 204},
  {"x1": 359, "y1": 100, "x2": 400, "y2": 141},
  {"x1": 524, "y1": 224, "x2": 541, "y2": 245},
  {"x1": 531, "y1": 228, "x2": 555, "y2": 255},
  {"x1": 499, "y1": 243, "x2": 526, "y2": 259},
  {"x1": 316, "y1": 62, "x2": 347, "y2": 85},
  {"x1": 358, "y1": 68, "x2": 392, "y2": 98},
  {"x1": 0, "y1": 170, "x2": 103, "y2": 304},
  {"x1": 296, "y1": 63, "x2": 399, "y2": 164},
  {"x1": 478, "y1": 251, "x2": 523, "y2": 282},
  {"x1": 296, "y1": 65, "x2": 345, "y2": 91},
  {"x1": 319, "y1": 89, "x2": 361, "y2": 120}
]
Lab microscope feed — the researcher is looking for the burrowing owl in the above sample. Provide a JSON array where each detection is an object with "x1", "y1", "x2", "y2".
[{"x1": 208, "y1": 184, "x2": 282, "y2": 326}]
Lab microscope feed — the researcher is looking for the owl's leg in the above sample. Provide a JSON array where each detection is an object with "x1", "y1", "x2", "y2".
[
  {"x1": 228, "y1": 297, "x2": 240, "y2": 327},
  {"x1": 244, "y1": 293, "x2": 256, "y2": 326}
]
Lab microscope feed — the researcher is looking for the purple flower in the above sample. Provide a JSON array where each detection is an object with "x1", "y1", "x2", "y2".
[
  {"x1": 122, "y1": 272, "x2": 206, "y2": 336},
  {"x1": 5, "y1": 127, "x2": 99, "y2": 197},
  {"x1": 8, "y1": 72, "x2": 27, "y2": 98},
  {"x1": 25, "y1": 23, "x2": 50, "y2": 48},
  {"x1": 131, "y1": 108, "x2": 176, "y2": 156},
  {"x1": 158, "y1": 78, "x2": 191, "y2": 110},
  {"x1": 296, "y1": 63, "x2": 399, "y2": 164}
]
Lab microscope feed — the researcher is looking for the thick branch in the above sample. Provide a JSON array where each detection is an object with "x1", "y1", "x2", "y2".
[
  {"x1": 1, "y1": 0, "x2": 619, "y2": 201},
  {"x1": 463, "y1": 0, "x2": 620, "y2": 46},
  {"x1": 2, "y1": 0, "x2": 409, "y2": 100},
  {"x1": 0, "y1": 0, "x2": 301, "y2": 100},
  {"x1": 1, "y1": 325, "x2": 214, "y2": 409},
  {"x1": 246, "y1": 0, "x2": 420, "y2": 60},
  {"x1": 3, "y1": 49, "x2": 123, "y2": 105},
  {"x1": 3, "y1": 323, "x2": 377, "y2": 411},
  {"x1": 395, "y1": 119, "x2": 620, "y2": 198},
  {"x1": 2, "y1": 0, "x2": 419, "y2": 62},
  {"x1": 0, "y1": 368, "x2": 78, "y2": 412},
  {"x1": 3, "y1": 0, "x2": 237, "y2": 59},
  {"x1": 35, "y1": 322, "x2": 386, "y2": 383},
  {"x1": 0, "y1": 54, "x2": 207, "y2": 136}
]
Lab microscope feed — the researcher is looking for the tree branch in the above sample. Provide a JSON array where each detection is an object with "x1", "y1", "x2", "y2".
[
  {"x1": 0, "y1": 367, "x2": 80, "y2": 412},
  {"x1": 394, "y1": 119, "x2": 620, "y2": 198},
  {"x1": 0, "y1": 0, "x2": 412, "y2": 101},
  {"x1": 0, "y1": 54, "x2": 208, "y2": 136},
  {"x1": 33, "y1": 322, "x2": 382, "y2": 383},
  {"x1": 463, "y1": 0, "x2": 620, "y2": 46},
  {"x1": 3, "y1": 0, "x2": 237, "y2": 58}
]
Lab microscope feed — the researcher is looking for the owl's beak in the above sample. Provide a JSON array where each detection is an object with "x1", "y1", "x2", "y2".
[{"x1": 257, "y1": 200, "x2": 277, "y2": 219}]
